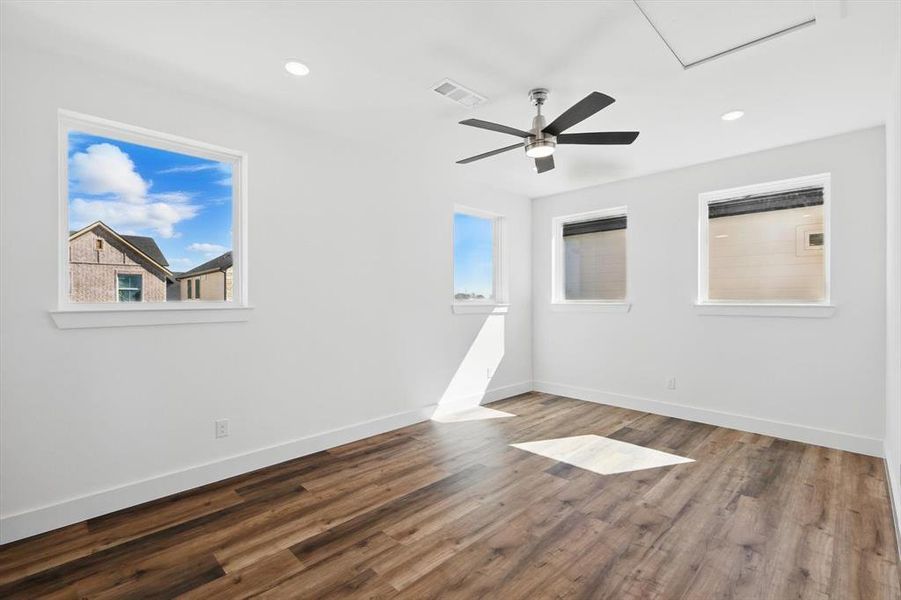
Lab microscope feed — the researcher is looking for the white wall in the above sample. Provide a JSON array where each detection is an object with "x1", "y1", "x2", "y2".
[
  {"x1": 533, "y1": 128, "x2": 886, "y2": 455},
  {"x1": 0, "y1": 40, "x2": 532, "y2": 542},
  {"x1": 885, "y1": 43, "x2": 901, "y2": 531}
]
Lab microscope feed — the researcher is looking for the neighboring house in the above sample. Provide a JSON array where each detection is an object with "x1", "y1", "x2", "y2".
[
  {"x1": 176, "y1": 251, "x2": 233, "y2": 301},
  {"x1": 69, "y1": 221, "x2": 173, "y2": 303},
  {"x1": 167, "y1": 273, "x2": 184, "y2": 302}
]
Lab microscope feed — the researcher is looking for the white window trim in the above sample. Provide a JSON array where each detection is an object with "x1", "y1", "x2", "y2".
[
  {"x1": 452, "y1": 205, "x2": 509, "y2": 315},
  {"x1": 52, "y1": 109, "x2": 251, "y2": 329},
  {"x1": 693, "y1": 302, "x2": 835, "y2": 318},
  {"x1": 696, "y1": 173, "x2": 832, "y2": 318},
  {"x1": 550, "y1": 301, "x2": 631, "y2": 313},
  {"x1": 551, "y1": 206, "x2": 631, "y2": 311},
  {"x1": 116, "y1": 272, "x2": 143, "y2": 303}
]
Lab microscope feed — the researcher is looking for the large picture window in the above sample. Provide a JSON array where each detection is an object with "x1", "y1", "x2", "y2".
[
  {"x1": 57, "y1": 110, "x2": 247, "y2": 325},
  {"x1": 699, "y1": 173, "x2": 830, "y2": 305}
]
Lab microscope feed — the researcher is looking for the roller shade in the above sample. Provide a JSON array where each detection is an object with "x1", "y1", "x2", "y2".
[
  {"x1": 709, "y1": 186, "x2": 823, "y2": 219},
  {"x1": 562, "y1": 215, "x2": 627, "y2": 237}
]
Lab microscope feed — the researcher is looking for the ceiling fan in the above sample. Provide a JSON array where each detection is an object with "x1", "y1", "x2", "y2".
[{"x1": 456, "y1": 88, "x2": 639, "y2": 174}]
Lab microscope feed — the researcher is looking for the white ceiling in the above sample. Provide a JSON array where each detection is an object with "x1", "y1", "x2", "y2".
[{"x1": 3, "y1": 1, "x2": 899, "y2": 198}]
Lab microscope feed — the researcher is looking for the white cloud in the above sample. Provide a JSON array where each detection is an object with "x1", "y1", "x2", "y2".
[
  {"x1": 68, "y1": 143, "x2": 200, "y2": 238},
  {"x1": 187, "y1": 242, "x2": 228, "y2": 257},
  {"x1": 70, "y1": 198, "x2": 200, "y2": 239},
  {"x1": 157, "y1": 164, "x2": 218, "y2": 174},
  {"x1": 70, "y1": 143, "x2": 148, "y2": 204},
  {"x1": 216, "y1": 176, "x2": 232, "y2": 187},
  {"x1": 149, "y1": 191, "x2": 193, "y2": 203}
]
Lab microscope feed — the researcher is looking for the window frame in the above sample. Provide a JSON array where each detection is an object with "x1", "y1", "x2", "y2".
[
  {"x1": 551, "y1": 206, "x2": 631, "y2": 312},
  {"x1": 52, "y1": 109, "x2": 251, "y2": 329},
  {"x1": 696, "y1": 172, "x2": 834, "y2": 317},
  {"x1": 116, "y1": 273, "x2": 143, "y2": 303},
  {"x1": 452, "y1": 205, "x2": 508, "y2": 315}
]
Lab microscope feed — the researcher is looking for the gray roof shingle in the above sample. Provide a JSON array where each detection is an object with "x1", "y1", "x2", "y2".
[
  {"x1": 178, "y1": 251, "x2": 232, "y2": 278},
  {"x1": 120, "y1": 235, "x2": 169, "y2": 267}
]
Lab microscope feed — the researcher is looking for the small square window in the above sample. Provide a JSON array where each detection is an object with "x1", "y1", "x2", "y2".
[
  {"x1": 116, "y1": 273, "x2": 142, "y2": 302},
  {"x1": 95, "y1": 239, "x2": 103, "y2": 251},
  {"x1": 700, "y1": 174, "x2": 829, "y2": 304},
  {"x1": 553, "y1": 208, "x2": 628, "y2": 303}
]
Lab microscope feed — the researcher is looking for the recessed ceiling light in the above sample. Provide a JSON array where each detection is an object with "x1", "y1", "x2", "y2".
[
  {"x1": 284, "y1": 60, "x2": 310, "y2": 77},
  {"x1": 715, "y1": 234, "x2": 729, "y2": 239},
  {"x1": 721, "y1": 110, "x2": 744, "y2": 121}
]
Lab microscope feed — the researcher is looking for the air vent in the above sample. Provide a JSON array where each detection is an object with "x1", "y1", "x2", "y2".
[{"x1": 432, "y1": 78, "x2": 487, "y2": 108}]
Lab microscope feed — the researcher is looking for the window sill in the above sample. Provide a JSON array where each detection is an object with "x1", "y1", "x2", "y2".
[
  {"x1": 50, "y1": 304, "x2": 253, "y2": 329},
  {"x1": 551, "y1": 302, "x2": 631, "y2": 313},
  {"x1": 452, "y1": 303, "x2": 509, "y2": 315},
  {"x1": 693, "y1": 302, "x2": 835, "y2": 318}
]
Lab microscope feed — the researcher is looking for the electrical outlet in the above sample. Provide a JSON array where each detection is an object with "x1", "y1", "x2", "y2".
[
  {"x1": 215, "y1": 419, "x2": 229, "y2": 438},
  {"x1": 666, "y1": 377, "x2": 677, "y2": 390},
  {"x1": 487, "y1": 367, "x2": 495, "y2": 380}
]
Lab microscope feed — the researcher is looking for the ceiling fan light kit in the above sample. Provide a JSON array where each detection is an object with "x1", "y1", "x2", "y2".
[
  {"x1": 525, "y1": 139, "x2": 556, "y2": 158},
  {"x1": 456, "y1": 88, "x2": 639, "y2": 174}
]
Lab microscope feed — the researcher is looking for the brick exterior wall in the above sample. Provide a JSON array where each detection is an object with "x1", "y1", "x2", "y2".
[{"x1": 69, "y1": 228, "x2": 168, "y2": 303}]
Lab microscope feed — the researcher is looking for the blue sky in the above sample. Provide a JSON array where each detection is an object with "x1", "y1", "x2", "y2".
[
  {"x1": 453, "y1": 213, "x2": 494, "y2": 297},
  {"x1": 67, "y1": 131, "x2": 232, "y2": 272}
]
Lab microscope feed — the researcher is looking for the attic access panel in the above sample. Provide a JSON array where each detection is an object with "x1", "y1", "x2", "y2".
[{"x1": 634, "y1": 0, "x2": 816, "y2": 69}]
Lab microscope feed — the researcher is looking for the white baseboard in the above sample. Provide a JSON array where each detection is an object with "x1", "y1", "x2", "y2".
[
  {"x1": 2, "y1": 404, "x2": 439, "y2": 544},
  {"x1": 0, "y1": 382, "x2": 533, "y2": 545},
  {"x1": 440, "y1": 381, "x2": 534, "y2": 409},
  {"x1": 533, "y1": 381, "x2": 883, "y2": 457}
]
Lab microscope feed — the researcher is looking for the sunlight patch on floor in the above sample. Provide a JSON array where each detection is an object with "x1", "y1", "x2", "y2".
[
  {"x1": 431, "y1": 405, "x2": 516, "y2": 423},
  {"x1": 510, "y1": 434, "x2": 694, "y2": 475}
]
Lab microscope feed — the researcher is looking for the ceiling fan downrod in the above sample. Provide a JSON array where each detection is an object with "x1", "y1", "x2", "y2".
[{"x1": 526, "y1": 88, "x2": 556, "y2": 159}]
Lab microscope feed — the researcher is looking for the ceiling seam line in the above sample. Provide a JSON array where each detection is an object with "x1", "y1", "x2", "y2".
[
  {"x1": 631, "y1": 0, "x2": 687, "y2": 68},
  {"x1": 683, "y1": 19, "x2": 817, "y2": 70}
]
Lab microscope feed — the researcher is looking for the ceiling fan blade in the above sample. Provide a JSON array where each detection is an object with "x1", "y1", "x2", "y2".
[
  {"x1": 534, "y1": 155, "x2": 555, "y2": 173},
  {"x1": 459, "y1": 119, "x2": 531, "y2": 138},
  {"x1": 556, "y1": 131, "x2": 640, "y2": 145},
  {"x1": 543, "y1": 92, "x2": 615, "y2": 136},
  {"x1": 456, "y1": 143, "x2": 524, "y2": 164}
]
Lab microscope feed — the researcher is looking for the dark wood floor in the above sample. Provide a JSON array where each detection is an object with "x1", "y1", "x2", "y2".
[{"x1": 0, "y1": 392, "x2": 898, "y2": 599}]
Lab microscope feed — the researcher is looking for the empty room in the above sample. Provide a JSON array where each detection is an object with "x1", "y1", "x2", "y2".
[{"x1": 1, "y1": 1, "x2": 901, "y2": 598}]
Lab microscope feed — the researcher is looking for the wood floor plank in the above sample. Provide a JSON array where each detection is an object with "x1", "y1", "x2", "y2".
[
  {"x1": 0, "y1": 393, "x2": 898, "y2": 599},
  {"x1": 177, "y1": 550, "x2": 306, "y2": 599}
]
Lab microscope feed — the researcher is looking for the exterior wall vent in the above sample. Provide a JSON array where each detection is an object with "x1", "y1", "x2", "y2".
[{"x1": 432, "y1": 78, "x2": 487, "y2": 108}]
